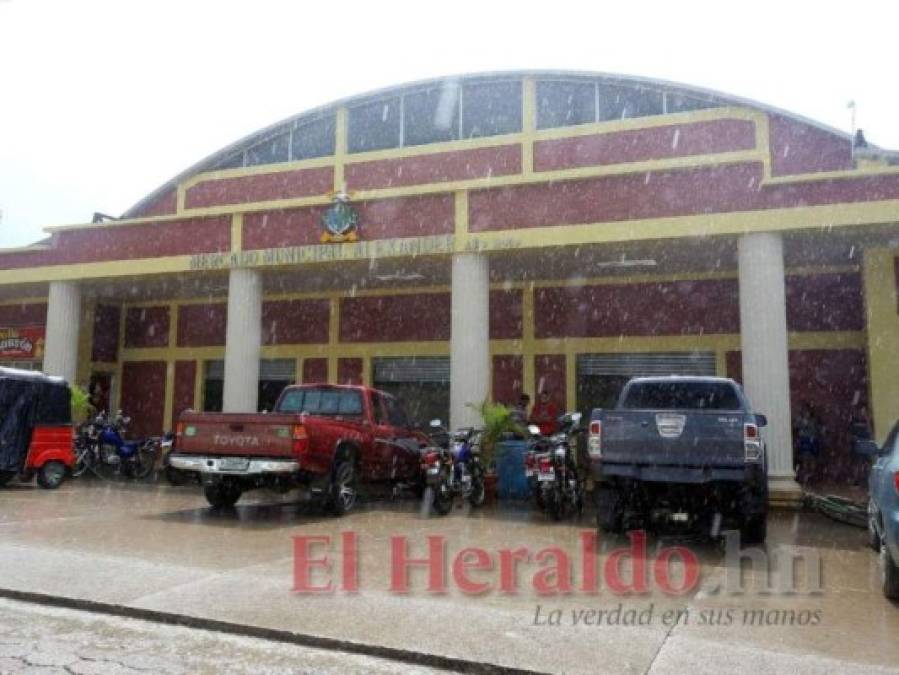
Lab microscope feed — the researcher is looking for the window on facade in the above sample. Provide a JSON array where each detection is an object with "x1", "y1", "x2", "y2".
[
  {"x1": 246, "y1": 132, "x2": 290, "y2": 166},
  {"x1": 597, "y1": 84, "x2": 664, "y2": 121},
  {"x1": 665, "y1": 93, "x2": 716, "y2": 113},
  {"x1": 462, "y1": 80, "x2": 522, "y2": 139},
  {"x1": 347, "y1": 97, "x2": 401, "y2": 153},
  {"x1": 292, "y1": 114, "x2": 336, "y2": 160},
  {"x1": 203, "y1": 360, "x2": 224, "y2": 412},
  {"x1": 403, "y1": 85, "x2": 460, "y2": 146},
  {"x1": 537, "y1": 80, "x2": 597, "y2": 129}
]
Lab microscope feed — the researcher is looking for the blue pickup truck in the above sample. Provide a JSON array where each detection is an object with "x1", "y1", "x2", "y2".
[
  {"x1": 862, "y1": 420, "x2": 899, "y2": 600},
  {"x1": 588, "y1": 376, "x2": 769, "y2": 543}
]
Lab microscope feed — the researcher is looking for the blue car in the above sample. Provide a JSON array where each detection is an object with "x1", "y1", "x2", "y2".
[{"x1": 863, "y1": 421, "x2": 899, "y2": 600}]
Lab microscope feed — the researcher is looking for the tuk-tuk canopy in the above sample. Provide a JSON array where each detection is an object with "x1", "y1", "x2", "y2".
[{"x1": 0, "y1": 368, "x2": 71, "y2": 473}]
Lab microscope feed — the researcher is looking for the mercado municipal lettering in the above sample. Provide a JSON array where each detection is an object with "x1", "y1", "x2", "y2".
[
  {"x1": 2, "y1": 71, "x2": 899, "y2": 502},
  {"x1": 188, "y1": 234, "x2": 523, "y2": 270}
]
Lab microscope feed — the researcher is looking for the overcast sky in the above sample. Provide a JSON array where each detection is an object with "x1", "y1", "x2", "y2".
[{"x1": 0, "y1": 0, "x2": 896, "y2": 248}]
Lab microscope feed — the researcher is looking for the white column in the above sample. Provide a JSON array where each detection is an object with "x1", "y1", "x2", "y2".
[
  {"x1": 223, "y1": 268, "x2": 262, "y2": 413},
  {"x1": 450, "y1": 253, "x2": 490, "y2": 430},
  {"x1": 738, "y1": 232, "x2": 798, "y2": 498},
  {"x1": 43, "y1": 281, "x2": 81, "y2": 384}
]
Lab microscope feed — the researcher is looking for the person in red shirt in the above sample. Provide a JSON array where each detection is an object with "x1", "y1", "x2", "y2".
[{"x1": 530, "y1": 390, "x2": 559, "y2": 436}]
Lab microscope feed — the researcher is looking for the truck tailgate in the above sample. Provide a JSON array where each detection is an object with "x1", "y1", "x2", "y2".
[
  {"x1": 177, "y1": 413, "x2": 299, "y2": 458},
  {"x1": 601, "y1": 410, "x2": 745, "y2": 468}
]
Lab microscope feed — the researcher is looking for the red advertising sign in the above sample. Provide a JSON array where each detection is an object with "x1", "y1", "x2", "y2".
[{"x1": 0, "y1": 326, "x2": 45, "y2": 360}]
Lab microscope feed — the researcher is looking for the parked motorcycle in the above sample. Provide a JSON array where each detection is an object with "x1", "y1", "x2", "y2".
[
  {"x1": 524, "y1": 412, "x2": 585, "y2": 520},
  {"x1": 420, "y1": 421, "x2": 486, "y2": 515},
  {"x1": 72, "y1": 411, "x2": 159, "y2": 480}
]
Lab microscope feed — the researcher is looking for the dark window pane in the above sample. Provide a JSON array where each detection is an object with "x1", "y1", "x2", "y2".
[
  {"x1": 348, "y1": 97, "x2": 400, "y2": 153},
  {"x1": 622, "y1": 382, "x2": 741, "y2": 410},
  {"x1": 666, "y1": 93, "x2": 717, "y2": 114},
  {"x1": 537, "y1": 80, "x2": 596, "y2": 129},
  {"x1": 292, "y1": 115, "x2": 336, "y2": 160},
  {"x1": 597, "y1": 84, "x2": 664, "y2": 121},
  {"x1": 246, "y1": 132, "x2": 290, "y2": 166},
  {"x1": 403, "y1": 86, "x2": 460, "y2": 146},
  {"x1": 277, "y1": 387, "x2": 363, "y2": 417},
  {"x1": 462, "y1": 80, "x2": 522, "y2": 139}
]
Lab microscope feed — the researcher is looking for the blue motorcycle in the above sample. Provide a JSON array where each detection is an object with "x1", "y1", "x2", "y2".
[
  {"x1": 420, "y1": 422, "x2": 486, "y2": 516},
  {"x1": 73, "y1": 411, "x2": 159, "y2": 480}
]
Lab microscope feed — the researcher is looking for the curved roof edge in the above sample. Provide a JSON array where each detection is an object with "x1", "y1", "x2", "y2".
[{"x1": 121, "y1": 69, "x2": 886, "y2": 219}]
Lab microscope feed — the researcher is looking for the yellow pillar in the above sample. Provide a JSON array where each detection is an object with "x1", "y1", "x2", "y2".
[{"x1": 863, "y1": 247, "x2": 899, "y2": 444}]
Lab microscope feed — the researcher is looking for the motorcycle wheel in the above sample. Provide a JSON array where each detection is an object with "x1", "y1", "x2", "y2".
[
  {"x1": 468, "y1": 464, "x2": 486, "y2": 507},
  {"x1": 469, "y1": 477, "x2": 486, "y2": 507},
  {"x1": 71, "y1": 445, "x2": 94, "y2": 477},
  {"x1": 545, "y1": 487, "x2": 562, "y2": 521},
  {"x1": 131, "y1": 446, "x2": 156, "y2": 480},
  {"x1": 432, "y1": 483, "x2": 453, "y2": 516}
]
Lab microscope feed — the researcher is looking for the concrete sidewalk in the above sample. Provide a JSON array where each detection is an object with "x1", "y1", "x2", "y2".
[{"x1": 0, "y1": 480, "x2": 897, "y2": 674}]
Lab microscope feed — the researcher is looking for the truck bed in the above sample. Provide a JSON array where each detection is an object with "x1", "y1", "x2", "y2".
[{"x1": 177, "y1": 412, "x2": 300, "y2": 458}]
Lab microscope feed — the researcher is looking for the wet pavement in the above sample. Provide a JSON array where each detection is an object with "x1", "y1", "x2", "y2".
[
  {"x1": 0, "y1": 597, "x2": 440, "y2": 674},
  {"x1": 0, "y1": 479, "x2": 897, "y2": 674}
]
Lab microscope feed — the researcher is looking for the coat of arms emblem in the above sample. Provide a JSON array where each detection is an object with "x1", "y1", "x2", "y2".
[{"x1": 320, "y1": 192, "x2": 359, "y2": 243}]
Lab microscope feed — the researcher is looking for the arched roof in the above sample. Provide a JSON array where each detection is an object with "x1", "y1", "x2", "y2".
[{"x1": 123, "y1": 70, "x2": 876, "y2": 219}]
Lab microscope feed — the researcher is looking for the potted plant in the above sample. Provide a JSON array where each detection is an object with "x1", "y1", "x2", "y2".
[
  {"x1": 467, "y1": 400, "x2": 526, "y2": 502},
  {"x1": 70, "y1": 385, "x2": 92, "y2": 426}
]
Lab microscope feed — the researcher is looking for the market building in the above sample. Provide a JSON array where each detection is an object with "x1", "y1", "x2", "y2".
[{"x1": 2, "y1": 71, "x2": 899, "y2": 501}]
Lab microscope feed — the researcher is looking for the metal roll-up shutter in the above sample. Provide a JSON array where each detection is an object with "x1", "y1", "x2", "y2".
[
  {"x1": 577, "y1": 352, "x2": 717, "y2": 377},
  {"x1": 260, "y1": 359, "x2": 296, "y2": 381},
  {"x1": 373, "y1": 357, "x2": 450, "y2": 383}
]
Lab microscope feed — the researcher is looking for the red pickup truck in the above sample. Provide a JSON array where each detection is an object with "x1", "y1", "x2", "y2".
[{"x1": 169, "y1": 384, "x2": 427, "y2": 514}]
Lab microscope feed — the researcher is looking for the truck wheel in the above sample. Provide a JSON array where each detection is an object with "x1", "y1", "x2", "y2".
[
  {"x1": 594, "y1": 486, "x2": 623, "y2": 534},
  {"x1": 740, "y1": 514, "x2": 767, "y2": 545},
  {"x1": 329, "y1": 459, "x2": 357, "y2": 516},
  {"x1": 36, "y1": 461, "x2": 66, "y2": 489},
  {"x1": 881, "y1": 539, "x2": 899, "y2": 600},
  {"x1": 0, "y1": 471, "x2": 15, "y2": 487},
  {"x1": 204, "y1": 483, "x2": 242, "y2": 509}
]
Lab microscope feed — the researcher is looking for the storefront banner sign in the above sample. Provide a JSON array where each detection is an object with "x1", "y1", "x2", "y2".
[{"x1": 0, "y1": 326, "x2": 45, "y2": 360}]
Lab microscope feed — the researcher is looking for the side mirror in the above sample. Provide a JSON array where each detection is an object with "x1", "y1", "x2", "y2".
[
  {"x1": 755, "y1": 414, "x2": 768, "y2": 427},
  {"x1": 854, "y1": 440, "x2": 881, "y2": 457},
  {"x1": 429, "y1": 419, "x2": 442, "y2": 428},
  {"x1": 528, "y1": 424, "x2": 541, "y2": 436}
]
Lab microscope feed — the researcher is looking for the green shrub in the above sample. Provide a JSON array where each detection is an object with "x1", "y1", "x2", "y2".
[
  {"x1": 70, "y1": 385, "x2": 92, "y2": 425},
  {"x1": 467, "y1": 400, "x2": 525, "y2": 468}
]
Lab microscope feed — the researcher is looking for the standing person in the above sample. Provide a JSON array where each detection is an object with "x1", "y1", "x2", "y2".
[
  {"x1": 530, "y1": 390, "x2": 559, "y2": 436},
  {"x1": 793, "y1": 403, "x2": 821, "y2": 485},
  {"x1": 849, "y1": 405, "x2": 873, "y2": 486},
  {"x1": 511, "y1": 393, "x2": 531, "y2": 427}
]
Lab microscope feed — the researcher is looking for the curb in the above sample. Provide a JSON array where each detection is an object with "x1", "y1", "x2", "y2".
[{"x1": 0, "y1": 587, "x2": 545, "y2": 675}]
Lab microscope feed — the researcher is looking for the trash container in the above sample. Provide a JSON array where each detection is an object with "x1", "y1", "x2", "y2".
[{"x1": 495, "y1": 439, "x2": 531, "y2": 500}]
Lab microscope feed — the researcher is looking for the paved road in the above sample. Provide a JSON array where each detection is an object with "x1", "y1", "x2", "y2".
[{"x1": 0, "y1": 479, "x2": 897, "y2": 674}]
